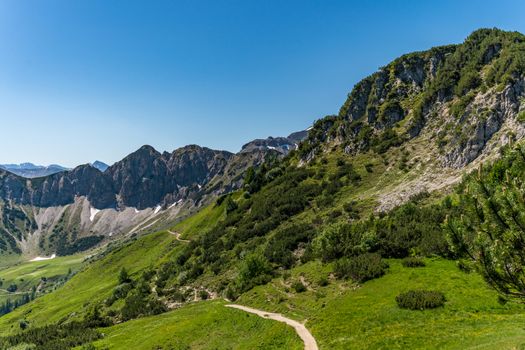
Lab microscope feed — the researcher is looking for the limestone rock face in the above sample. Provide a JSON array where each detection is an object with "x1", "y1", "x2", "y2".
[{"x1": 300, "y1": 29, "x2": 525, "y2": 169}]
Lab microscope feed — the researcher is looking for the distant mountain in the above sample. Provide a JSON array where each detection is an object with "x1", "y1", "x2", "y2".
[
  {"x1": 91, "y1": 161, "x2": 109, "y2": 172},
  {"x1": 240, "y1": 130, "x2": 309, "y2": 154},
  {"x1": 0, "y1": 163, "x2": 69, "y2": 178}
]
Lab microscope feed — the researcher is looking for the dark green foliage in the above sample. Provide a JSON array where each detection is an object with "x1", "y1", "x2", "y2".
[
  {"x1": 0, "y1": 318, "x2": 104, "y2": 350},
  {"x1": 215, "y1": 194, "x2": 228, "y2": 206},
  {"x1": 225, "y1": 197, "x2": 238, "y2": 214},
  {"x1": 119, "y1": 267, "x2": 131, "y2": 284},
  {"x1": 402, "y1": 257, "x2": 426, "y2": 268},
  {"x1": 371, "y1": 129, "x2": 403, "y2": 154},
  {"x1": 456, "y1": 259, "x2": 474, "y2": 274},
  {"x1": 449, "y1": 92, "x2": 475, "y2": 118},
  {"x1": 264, "y1": 224, "x2": 315, "y2": 268},
  {"x1": 175, "y1": 165, "x2": 323, "y2": 284},
  {"x1": 317, "y1": 277, "x2": 329, "y2": 287},
  {"x1": 292, "y1": 281, "x2": 307, "y2": 293},
  {"x1": 121, "y1": 290, "x2": 167, "y2": 321},
  {"x1": 447, "y1": 144, "x2": 525, "y2": 300},
  {"x1": 236, "y1": 253, "x2": 273, "y2": 293},
  {"x1": 333, "y1": 253, "x2": 388, "y2": 282},
  {"x1": 396, "y1": 290, "x2": 446, "y2": 310},
  {"x1": 57, "y1": 235, "x2": 104, "y2": 256},
  {"x1": 0, "y1": 292, "x2": 35, "y2": 316},
  {"x1": 198, "y1": 290, "x2": 209, "y2": 300},
  {"x1": 1, "y1": 202, "x2": 36, "y2": 243},
  {"x1": 343, "y1": 201, "x2": 360, "y2": 219},
  {"x1": 378, "y1": 100, "x2": 404, "y2": 125},
  {"x1": 315, "y1": 200, "x2": 450, "y2": 262},
  {"x1": 455, "y1": 70, "x2": 482, "y2": 95},
  {"x1": 0, "y1": 306, "x2": 111, "y2": 350},
  {"x1": 375, "y1": 203, "x2": 449, "y2": 258}
]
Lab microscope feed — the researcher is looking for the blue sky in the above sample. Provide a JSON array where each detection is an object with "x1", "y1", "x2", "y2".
[{"x1": 0, "y1": 0, "x2": 524, "y2": 167}]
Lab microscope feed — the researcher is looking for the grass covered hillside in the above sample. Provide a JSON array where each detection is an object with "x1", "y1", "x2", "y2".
[
  {"x1": 0, "y1": 254, "x2": 85, "y2": 315},
  {"x1": 238, "y1": 259, "x2": 525, "y2": 349},
  {"x1": 89, "y1": 301, "x2": 302, "y2": 350},
  {"x1": 0, "y1": 231, "x2": 179, "y2": 334},
  {"x1": 1, "y1": 28, "x2": 525, "y2": 349}
]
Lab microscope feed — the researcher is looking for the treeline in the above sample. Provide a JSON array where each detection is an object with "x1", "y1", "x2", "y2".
[
  {"x1": 0, "y1": 305, "x2": 109, "y2": 350},
  {"x1": 0, "y1": 291, "x2": 35, "y2": 317}
]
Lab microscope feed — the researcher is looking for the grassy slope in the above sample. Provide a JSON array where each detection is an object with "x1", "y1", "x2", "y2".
[
  {"x1": 0, "y1": 254, "x2": 85, "y2": 304},
  {"x1": 0, "y1": 254, "x2": 23, "y2": 269},
  {"x1": 0, "y1": 231, "x2": 179, "y2": 335},
  {"x1": 0, "y1": 230, "x2": 302, "y2": 350},
  {"x1": 171, "y1": 193, "x2": 236, "y2": 239},
  {"x1": 238, "y1": 258, "x2": 525, "y2": 349},
  {"x1": 89, "y1": 300, "x2": 301, "y2": 350}
]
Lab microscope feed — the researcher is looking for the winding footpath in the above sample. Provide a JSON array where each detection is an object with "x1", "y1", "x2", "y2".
[
  {"x1": 165, "y1": 229, "x2": 317, "y2": 348},
  {"x1": 168, "y1": 230, "x2": 191, "y2": 243},
  {"x1": 225, "y1": 304, "x2": 318, "y2": 350}
]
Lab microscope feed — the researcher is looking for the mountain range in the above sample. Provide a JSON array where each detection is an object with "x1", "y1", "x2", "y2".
[
  {"x1": 0, "y1": 163, "x2": 69, "y2": 178},
  {"x1": 0, "y1": 131, "x2": 307, "y2": 256},
  {"x1": 2, "y1": 28, "x2": 525, "y2": 349}
]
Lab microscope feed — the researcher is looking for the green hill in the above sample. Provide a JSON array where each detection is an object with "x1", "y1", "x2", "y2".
[{"x1": 2, "y1": 28, "x2": 525, "y2": 349}]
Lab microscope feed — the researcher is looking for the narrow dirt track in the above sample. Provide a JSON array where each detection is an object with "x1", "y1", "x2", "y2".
[
  {"x1": 225, "y1": 304, "x2": 318, "y2": 350},
  {"x1": 167, "y1": 230, "x2": 190, "y2": 243}
]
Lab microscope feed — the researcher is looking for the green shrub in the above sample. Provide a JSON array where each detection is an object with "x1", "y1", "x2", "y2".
[
  {"x1": 456, "y1": 259, "x2": 474, "y2": 273},
  {"x1": 333, "y1": 253, "x2": 388, "y2": 282},
  {"x1": 237, "y1": 253, "x2": 273, "y2": 292},
  {"x1": 402, "y1": 257, "x2": 426, "y2": 268},
  {"x1": 292, "y1": 281, "x2": 307, "y2": 293},
  {"x1": 198, "y1": 290, "x2": 209, "y2": 300},
  {"x1": 317, "y1": 277, "x2": 329, "y2": 287},
  {"x1": 118, "y1": 267, "x2": 131, "y2": 284},
  {"x1": 396, "y1": 290, "x2": 446, "y2": 310}
]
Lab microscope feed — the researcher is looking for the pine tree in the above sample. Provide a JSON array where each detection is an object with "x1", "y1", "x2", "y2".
[{"x1": 447, "y1": 144, "x2": 525, "y2": 300}]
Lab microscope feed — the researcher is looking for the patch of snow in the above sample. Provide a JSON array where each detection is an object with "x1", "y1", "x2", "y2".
[
  {"x1": 198, "y1": 184, "x2": 202, "y2": 189},
  {"x1": 307, "y1": 126, "x2": 313, "y2": 131},
  {"x1": 30, "y1": 254, "x2": 56, "y2": 262},
  {"x1": 134, "y1": 208, "x2": 140, "y2": 214},
  {"x1": 109, "y1": 232, "x2": 113, "y2": 237},
  {"x1": 268, "y1": 146, "x2": 276, "y2": 150},
  {"x1": 154, "y1": 205, "x2": 162, "y2": 214},
  {"x1": 168, "y1": 199, "x2": 184, "y2": 209},
  {"x1": 90, "y1": 208, "x2": 100, "y2": 222}
]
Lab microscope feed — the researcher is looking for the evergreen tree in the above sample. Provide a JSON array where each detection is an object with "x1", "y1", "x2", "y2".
[{"x1": 447, "y1": 144, "x2": 525, "y2": 300}]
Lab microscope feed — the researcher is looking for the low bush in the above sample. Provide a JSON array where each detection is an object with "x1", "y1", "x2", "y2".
[
  {"x1": 317, "y1": 277, "x2": 329, "y2": 287},
  {"x1": 292, "y1": 281, "x2": 307, "y2": 293},
  {"x1": 333, "y1": 253, "x2": 388, "y2": 282},
  {"x1": 402, "y1": 257, "x2": 426, "y2": 268},
  {"x1": 396, "y1": 290, "x2": 446, "y2": 310},
  {"x1": 457, "y1": 259, "x2": 474, "y2": 273},
  {"x1": 198, "y1": 290, "x2": 209, "y2": 300}
]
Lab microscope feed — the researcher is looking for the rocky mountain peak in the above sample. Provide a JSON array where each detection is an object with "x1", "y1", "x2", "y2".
[
  {"x1": 91, "y1": 161, "x2": 109, "y2": 172},
  {"x1": 299, "y1": 29, "x2": 525, "y2": 169}
]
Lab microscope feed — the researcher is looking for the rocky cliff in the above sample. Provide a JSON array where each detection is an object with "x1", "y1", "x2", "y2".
[{"x1": 300, "y1": 29, "x2": 525, "y2": 169}]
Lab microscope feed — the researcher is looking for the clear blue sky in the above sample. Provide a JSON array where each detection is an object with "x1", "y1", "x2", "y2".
[{"x1": 0, "y1": 0, "x2": 524, "y2": 167}]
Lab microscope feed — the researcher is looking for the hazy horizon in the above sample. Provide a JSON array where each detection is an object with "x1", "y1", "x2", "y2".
[{"x1": 1, "y1": 0, "x2": 524, "y2": 167}]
